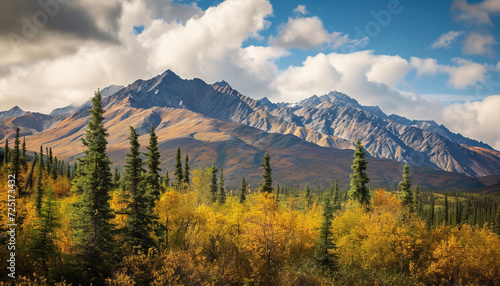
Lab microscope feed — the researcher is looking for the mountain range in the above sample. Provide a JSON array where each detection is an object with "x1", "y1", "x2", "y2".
[{"x1": 1, "y1": 70, "x2": 500, "y2": 190}]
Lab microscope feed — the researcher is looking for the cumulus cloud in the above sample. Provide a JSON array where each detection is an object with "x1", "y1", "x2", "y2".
[
  {"x1": 269, "y1": 16, "x2": 367, "y2": 50},
  {"x1": 452, "y1": 0, "x2": 500, "y2": 25},
  {"x1": 293, "y1": 5, "x2": 308, "y2": 15},
  {"x1": 430, "y1": 30, "x2": 465, "y2": 49},
  {"x1": 410, "y1": 57, "x2": 487, "y2": 89},
  {"x1": 463, "y1": 32, "x2": 496, "y2": 57},
  {"x1": 443, "y1": 95, "x2": 500, "y2": 149}
]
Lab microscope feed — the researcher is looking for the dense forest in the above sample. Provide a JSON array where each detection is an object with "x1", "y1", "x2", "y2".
[{"x1": 0, "y1": 92, "x2": 499, "y2": 285}]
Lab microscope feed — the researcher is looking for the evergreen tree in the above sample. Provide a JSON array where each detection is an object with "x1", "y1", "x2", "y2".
[
  {"x1": 400, "y1": 164, "x2": 413, "y2": 212},
  {"x1": 173, "y1": 147, "x2": 183, "y2": 189},
  {"x1": 305, "y1": 183, "x2": 312, "y2": 209},
  {"x1": 144, "y1": 126, "x2": 162, "y2": 203},
  {"x1": 66, "y1": 162, "x2": 71, "y2": 179},
  {"x1": 239, "y1": 178, "x2": 247, "y2": 204},
  {"x1": 72, "y1": 91, "x2": 116, "y2": 283},
  {"x1": 9, "y1": 128, "x2": 22, "y2": 191},
  {"x1": 259, "y1": 153, "x2": 273, "y2": 193},
  {"x1": 333, "y1": 179, "x2": 340, "y2": 208},
  {"x1": 413, "y1": 184, "x2": 420, "y2": 214},
  {"x1": 29, "y1": 194, "x2": 60, "y2": 275},
  {"x1": 3, "y1": 139, "x2": 9, "y2": 166},
  {"x1": 316, "y1": 198, "x2": 337, "y2": 271},
  {"x1": 348, "y1": 140, "x2": 370, "y2": 207},
  {"x1": 218, "y1": 168, "x2": 226, "y2": 204},
  {"x1": 21, "y1": 136, "x2": 28, "y2": 170},
  {"x1": 51, "y1": 156, "x2": 58, "y2": 180},
  {"x1": 163, "y1": 171, "x2": 170, "y2": 190},
  {"x1": 112, "y1": 167, "x2": 121, "y2": 188},
  {"x1": 209, "y1": 163, "x2": 218, "y2": 203},
  {"x1": 35, "y1": 150, "x2": 44, "y2": 213},
  {"x1": 122, "y1": 126, "x2": 156, "y2": 252},
  {"x1": 444, "y1": 194, "x2": 449, "y2": 225},
  {"x1": 48, "y1": 147, "x2": 53, "y2": 175},
  {"x1": 39, "y1": 145, "x2": 44, "y2": 172},
  {"x1": 494, "y1": 207, "x2": 500, "y2": 236},
  {"x1": 183, "y1": 154, "x2": 190, "y2": 185},
  {"x1": 429, "y1": 194, "x2": 435, "y2": 228}
]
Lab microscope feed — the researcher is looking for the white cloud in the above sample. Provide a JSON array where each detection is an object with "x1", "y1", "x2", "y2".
[
  {"x1": 430, "y1": 30, "x2": 465, "y2": 49},
  {"x1": 443, "y1": 95, "x2": 500, "y2": 150},
  {"x1": 269, "y1": 16, "x2": 367, "y2": 50},
  {"x1": 453, "y1": 0, "x2": 500, "y2": 25},
  {"x1": 463, "y1": 32, "x2": 496, "y2": 57},
  {"x1": 410, "y1": 57, "x2": 487, "y2": 89},
  {"x1": 293, "y1": 5, "x2": 308, "y2": 15}
]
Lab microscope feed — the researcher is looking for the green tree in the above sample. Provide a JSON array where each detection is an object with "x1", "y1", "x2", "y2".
[
  {"x1": 39, "y1": 145, "x2": 44, "y2": 172},
  {"x1": 163, "y1": 171, "x2": 170, "y2": 190},
  {"x1": 51, "y1": 156, "x2": 58, "y2": 180},
  {"x1": 218, "y1": 168, "x2": 226, "y2": 204},
  {"x1": 144, "y1": 126, "x2": 162, "y2": 203},
  {"x1": 48, "y1": 147, "x2": 53, "y2": 176},
  {"x1": 399, "y1": 164, "x2": 413, "y2": 212},
  {"x1": 259, "y1": 153, "x2": 273, "y2": 193},
  {"x1": 444, "y1": 194, "x2": 449, "y2": 225},
  {"x1": 9, "y1": 128, "x2": 22, "y2": 191},
  {"x1": 21, "y1": 136, "x2": 28, "y2": 170},
  {"x1": 72, "y1": 91, "x2": 116, "y2": 283},
  {"x1": 239, "y1": 177, "x2": 247, "y2": 204},
  {"x1": 305, "y1": 183, "x2": 312, "y2": 209},
  {"x1": 333, "y1": 179, "x2": 340, "y2": 210},
  {"x1": 173, "y1": 147, "x2": 183, "y2": 189},
  {"x1": 29, "y1": 194, "x2": 60, "y2": 275},
  {"x1": 122, "y1": 126, "x2": 156, "y2": 252},
  {"x1": 348, "y1": 140, "x2": 370, "y2": 207},
  {"x1": 494, "y1": 207, "x2": 500, "y2": 236},
  {"x1": 35, "y1": 150, "x2": 44, "y2": 213},
  {"x1": 413, "y1": 183, "x2": 420, "y2": 214},
  {"x1": 113, "y1": 167, "x2": 121, "y2": 189},
  {"x1": 209, "y1": 163, "x2": 218, "y2": 203},
  {"x1": 3, "y1": 139, "x2": 9, "y2": 166},
  {"x1": 316, "y1": 198, "x2": 337, "y2": 271},
  {"x1": 183, "y1": 154, "x2": 190, "y2": 185}
]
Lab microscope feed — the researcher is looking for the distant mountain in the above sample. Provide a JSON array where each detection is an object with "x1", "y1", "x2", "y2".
[
  {"x1": 1, "y1": 70, "x2": 500, "y2": 189},
  {"x1": 0, "y1": 106, "x2": 26, "y2": 120}
]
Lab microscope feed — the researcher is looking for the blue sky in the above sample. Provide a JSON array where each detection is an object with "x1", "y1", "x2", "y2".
[{"x1": 0, "y1": 0, "x2": 499, "y2": 148}]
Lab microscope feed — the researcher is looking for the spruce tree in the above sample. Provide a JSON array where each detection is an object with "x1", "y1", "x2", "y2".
[
  {"x1": 51, "y1": 156, "x2": 58, "y2": 180},
  {"x1": 66, "y1": 163, "x2": 71, "y2": 179},
  {"x1": 35, "y1": 150, "x2": 44, "y2": 213},
  {"x1": 239, "y1": 178, "x2": 247, "y2": 204},
  {"x1": 218, "y1": 168, "x2": 226, "y2": 204},
  {"x1": 122, "y1": 126, "x2": 156, "y2": 252},
  {"x1": 144, "y1": 126, "x2": 162, "y2": 203},
  {"x1": 21, "y1": 136, "x2": 28, "y2": 170},
  {"x1": 316, "y1": 198, "x2": 337, "y2": 271},
  {"x1": 209, "y1": 163, "x2": 218, "y2": 203},
  {"x1": 413, "y1": 184, "x2": 420, "y2": 214},
  {"x1": 173, "y1": 147, "x2": 183, "y2": 189},
  {"x1": 3, "y1": 139, "x2": 9, "y2": 166},
  {"x1": 48, "y1": 147, "x2": 53, "y2": 175},
  {"x1": 444, "y1": 194, "x2": 449, "y2": 225},
  {"x1": 183, "y1": 154, "x2": 190, "y2": 185},
  {"x1": 400, "y1": 164, "x2": 413, "y2": 212},
  {"x1": 39, "y1": 145, "x2": 44, "y2": 172},
  {"x1": 333, "y1": 179, "x2": 340, "y2": 210},
  {"x1": 163, "y1": 171, "x2": 170, "y2": 190},
  {"x1": 259, "y1": 153, "x2": 273, "y2": 193},
  {"x1": 9, "y1": 128, "x2": 22, "y2": 191},
  {"x1": 29, "y1": 195, "x2": 60, "y2": 275},
  {"x1": 348, "y1": 140, "x2": 370, "y2": 207},
  {"x1": 305, "y1": 183, "x2": 312, "y2": 209},
  {"x1": 494, "y1": 207, "x2": 500, "y2": 236},
  {"x1": 112, "y1": 167, "x2": 121, "y2": 189},
  {"x1": 72, "y1": 91, "x2": 116, "y2": 283}
]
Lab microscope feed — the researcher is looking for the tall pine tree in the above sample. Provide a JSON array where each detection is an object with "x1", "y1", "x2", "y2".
[
  {"x1": 209, "y1": 163, "x2": 218, "y2": 203},
  {"x1": 21, "y1": 136, "x2": 28, "y2": 170},
  {"x1": 400, "y1": 164, "x2": 413, "y2": 212},
  {"x1": 72, "y1": 91, "x2": 116, "y2": 283},
  {"x1": 259, "y1": 153, "x2": 273, "y2": 193},
  {"x1": 144, "y1": 126, "x2": 162, "y2": 204},
  {"x1": 9, "y1": 128, "x2": 22, "y2": 191},
  {"x1": 239, "y1": 178, "x2": 247, "y2": 204},
  {"x1": 173, "y1": 147, "x2": 183, "y2": 190},
  {"x1": 122, "y1": 126, "x2": 156, "y2": 252},
  {"x1": 315, "y1": 198, "x2": 337, "y2": 271},
  {"x1": 35, "y1": 149, "x2": 44, "y2": 213},
  {"x1": 3, "y1": 139, "x2": 9, "y2": 166},
  {"x1": 218, "y1": 168, "x2": 226, "y2": 204},
  {"x1": 348, "y1": 140, "x2": 370, "y2": 208},
  {"x1": 183, "y1": 154, "x2": 190, "y2": 186}
]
